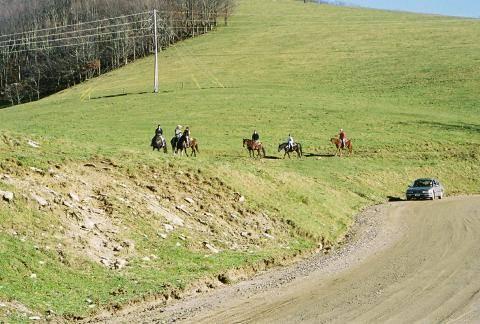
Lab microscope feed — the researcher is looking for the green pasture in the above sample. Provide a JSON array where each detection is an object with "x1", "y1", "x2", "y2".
[{"x1": 1, "y1": 0, "x2": 479, "y2": 319}]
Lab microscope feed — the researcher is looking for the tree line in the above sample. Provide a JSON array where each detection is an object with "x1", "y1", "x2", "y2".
[{"x1": 0, "y1": 0, "x2": 233, "y2": 107}]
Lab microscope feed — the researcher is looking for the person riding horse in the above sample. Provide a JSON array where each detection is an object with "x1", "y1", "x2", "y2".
[
  {"x1": 252, "y1": 130, "x2": 260, "y2": 149},
  {"x1": 171, "y1": 125, "x2": 183, "y2": 151},
  {"x1": 252, "y1": 130, "x2": 260, "y2": 142},
  {"x1": 184, "y1": 127, "x2": 191, "y2": 147},
  {"x1": 151, "y1": 124, "x2": 167, "y2": 152},
  {"x1": 286, "y1": 134, "x2": 295, "y2": 151},
  {"x1": 339, "y1": 128, "x2": 347, "y2": 148},
  {"x1": 155, "y1": 124, "x2": 166, "y2": 147},
  {"x1": 175, "y1": 125, "x2": 183, "y2": 139}
]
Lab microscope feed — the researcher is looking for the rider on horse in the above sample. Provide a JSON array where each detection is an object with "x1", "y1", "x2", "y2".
[
  {"x1": 339, "y1": 129, "x2": 347, "y2": 148},
  {"x1": 155, "y1": 124, "x2": 166, "y2": 146},
  {"x1": 175, "y1": 125, "x2": 183, "y2": 139},
  {"x1": 287, "y1": 134, "x2": 295, "y2": 151},
  {"x1": 252, "y1": 130, "x2": 260, "y2": 149},
  {"x1": 184, "y1": 127, "x2": 191, "y2": 146}
]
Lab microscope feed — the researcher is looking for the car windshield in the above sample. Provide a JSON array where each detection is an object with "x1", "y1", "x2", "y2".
[{"x1": 413, "y1": 179, "x2": 433, "y2": 187}]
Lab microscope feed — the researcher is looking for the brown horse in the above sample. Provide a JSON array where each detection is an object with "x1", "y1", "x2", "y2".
[
  {"x1": 243, "y1": 139, "x2": 266, "y2": 158},
  {"x1": 278, "y1": 142, "x2": 303, "y2": 158},
  {"x1": 330, "y1": 137, "x2": 353, "y2": 157},
  {"x1": 177, "y1": 135, "x2": 199, "y2": 157}
]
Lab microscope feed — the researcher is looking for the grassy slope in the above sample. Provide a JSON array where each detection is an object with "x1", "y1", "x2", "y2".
[{"x1": 1, "y1": 0, "x2": 480, "y2": 319}]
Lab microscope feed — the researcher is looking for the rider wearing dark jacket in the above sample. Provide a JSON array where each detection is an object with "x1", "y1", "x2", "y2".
[
  {"x1": 155, "y1": 125, "x2": 163, "y2": 136},
  {"x1": 252, "y1": 130, "x2": 260, "y2": 142},
  {"x1": 154, "y1": 125, "x2": 165, "y2": 147}
]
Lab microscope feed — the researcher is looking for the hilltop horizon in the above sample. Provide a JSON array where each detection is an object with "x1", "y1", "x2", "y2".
[{"x1": 321, "y1": 0, "x2": 480, "y2": 18}]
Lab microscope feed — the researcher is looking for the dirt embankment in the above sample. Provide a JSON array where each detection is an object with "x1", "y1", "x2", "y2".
[
  {"x1": 1, "y1": 157, "x2": 297, "y2": 269},
  {"x1": 96, "y1": 196, "x2": 480, "y2": 323}
]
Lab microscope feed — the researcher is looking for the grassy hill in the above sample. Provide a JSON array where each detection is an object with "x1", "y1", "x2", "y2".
[{"x1": 1, "y1": 0, "x2": 479, "y2": 320}]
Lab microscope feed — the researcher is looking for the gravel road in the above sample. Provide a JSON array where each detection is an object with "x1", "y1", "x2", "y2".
[{"x1": 92, "y1": 196, "x2": 480, "y2": 323}]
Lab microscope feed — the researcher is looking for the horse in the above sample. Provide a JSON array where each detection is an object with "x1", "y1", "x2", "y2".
[
  {"x1": 330, "y1": 137, "x2": 353, "y2": 157},
  {"x1": 171, "y1": 136, "x2": 180, "y2": 153},
  {"x1": 176, "y1": 133, "x2": 199, "y2": 157},
  {"x1": 243, "y1": 139, "x2": 266, "y2": 158},
  {"x1": 151, "y1": 134, "x2": 167, "y2": 153},
  {"x1": 278, "y1": 142, "x2": 303, "y2": 158}
]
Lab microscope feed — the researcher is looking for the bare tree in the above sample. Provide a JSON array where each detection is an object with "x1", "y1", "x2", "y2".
[{"x1": 0, "y1": 0, "x2": 233, "y2": 106}]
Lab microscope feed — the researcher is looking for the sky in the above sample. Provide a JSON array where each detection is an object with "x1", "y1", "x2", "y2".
[{"x1": 339, "y1": 0, "x2": 480, "y2": 18}]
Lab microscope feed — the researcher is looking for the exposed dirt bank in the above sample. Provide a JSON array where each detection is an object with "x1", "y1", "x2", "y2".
[{"x1": 93, "y1": 196, "x2": 480, "y2": 323}]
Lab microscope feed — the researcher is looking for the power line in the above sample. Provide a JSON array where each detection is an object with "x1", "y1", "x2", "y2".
[
  {"x1": 0, "y1": 11, "x2": 152, "y2": 40},
  {"x1": 0, "y1": 8, "x2": 233, "y2": 40},
  {"x1": 4, "y1": 34, "x2": 154, "y2": 55},
  {"x1": 0, "y1": 27, "x2": 153, "y2": 50},
  {"x1": 0, "y1": 19, "x2": 152, "y2": 45},
  {"x1": 0, "y1": 18, "x2": 224, "y2": 46}
]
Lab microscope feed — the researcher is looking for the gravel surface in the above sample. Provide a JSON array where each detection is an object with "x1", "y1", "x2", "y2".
[
  {"x1": 89, "y1": 196, "x2": 480, "y2": 323},
  {"x1": 89, "y1": 199, "x2": 403, "y2": 323}
]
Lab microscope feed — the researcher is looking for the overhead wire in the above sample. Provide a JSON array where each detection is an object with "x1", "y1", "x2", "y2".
[
  {"x1": 0, "y1": 8, "x2": 234, "y2": 40},
  {"x1": 0, "y1": 19, "x2": 152, "y2": 45},
  {"x1": 4, "y1": 33, "x2": 154, "y2": 54},
  {"x1": 0, "y1": 27, "x2": 153, "y2": 50},
  {"x1": 0, "y1": 11, "x2": 152, "y2": 40}
]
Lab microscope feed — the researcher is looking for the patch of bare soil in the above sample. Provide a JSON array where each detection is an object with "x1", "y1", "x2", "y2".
[
  {"x1": 0, "y1": 156, "x2": 294, "y2": 270},
  {"x1": 0, "y1": 300, "x2": 41, "y2": 321}
]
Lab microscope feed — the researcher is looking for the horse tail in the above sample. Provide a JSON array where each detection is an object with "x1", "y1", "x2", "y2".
[
  {"x1": 298, "y1": 143, "x2": 303, "y2": 157},
  {"x1": 195, "y1": 143, "x2": 199, "y2": 154},
  {"x1": 261, "y1": 146, "x2": 266, "y2": 157}
]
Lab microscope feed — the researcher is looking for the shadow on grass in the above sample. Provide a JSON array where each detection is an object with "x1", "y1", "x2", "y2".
[
  {"x1": 263, "y1": 155, "x2": 282, "y2": 160},
  {"x1": 387, "y1": 196, "x2": 405, "y2": 202},
  {"x1": 303, "y1": 153, "x2": 336, "y2": 158},
  {"x1": 91, "y1": 91, "x2": 150, "y2": 100}
]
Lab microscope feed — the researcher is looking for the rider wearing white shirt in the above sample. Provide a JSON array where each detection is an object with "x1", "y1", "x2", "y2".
[{"x1": 287, "y1": 134, "x2": 294, "y2": 150}]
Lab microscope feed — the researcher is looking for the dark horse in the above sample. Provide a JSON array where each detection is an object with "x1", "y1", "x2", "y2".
[
  {"x1": 171, "y1": 136, "x2": 180, "y2": 153},
  {"x1": 243, "y1": 139, "x2": 266, "y2": 158},
  {"x1": 330, "y1": 137, "x2": 353, "y2": 157},
  {"x1": 173, "y1": 134, "x2": 199, "y2": 157},
  {"x1": 278, "y1": 142, "x2": 303, "y2": 158},
  {"x1": 151, "y1": 134, "x2": 167, "y2": 153}
]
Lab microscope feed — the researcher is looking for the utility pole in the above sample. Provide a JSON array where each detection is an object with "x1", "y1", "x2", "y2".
[{"x1": 153, "y1": 9, "x2": 159, "y2": 93}]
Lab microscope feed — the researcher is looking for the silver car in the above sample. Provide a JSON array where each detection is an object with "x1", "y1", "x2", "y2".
[{"x1": 406, "y1": 178, "x2": 445, "y2": 200}]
